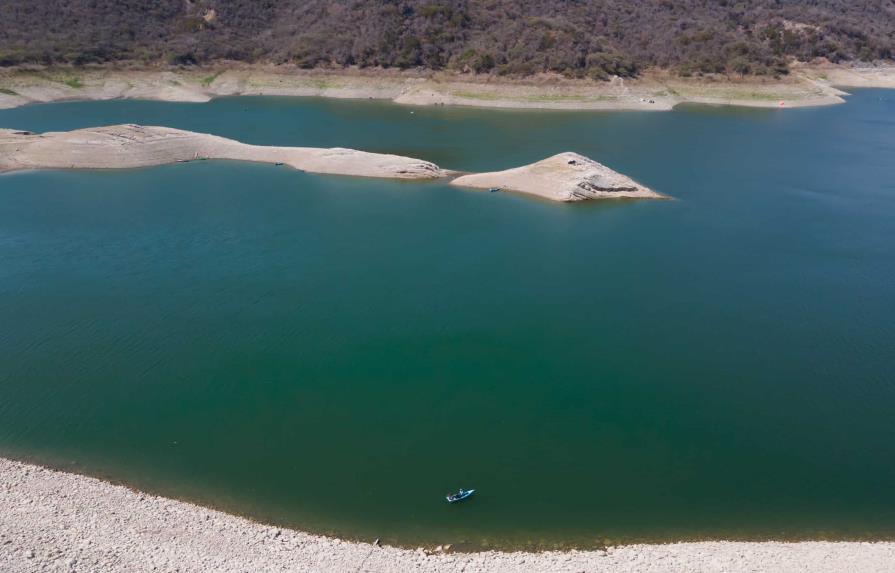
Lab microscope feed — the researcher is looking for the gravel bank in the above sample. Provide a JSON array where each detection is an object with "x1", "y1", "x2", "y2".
[{"x1": 2, "y1": 458, "x2": 894, "y2": 572}]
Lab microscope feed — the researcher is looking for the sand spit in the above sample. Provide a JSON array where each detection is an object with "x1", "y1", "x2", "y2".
[
  {"x1": 2, "y1": 458, "x2": 895, "y2": 573},
  {"x1": 1, "y1": 127, "x2": 657, "y2": 203},
  {"x1": 452, "y1": 152, "x2": 663, "y2": 202},
  {"x1": 0, "y1": 125, "x2": 445, "y2": 179},
  {"x1": 2, "y1": 64, "x2": 892, "y2": 112}
]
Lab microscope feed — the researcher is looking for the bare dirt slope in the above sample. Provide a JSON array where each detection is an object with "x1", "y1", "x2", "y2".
[{"x1": 0, "y1": 66, "x2": 876, "y2": 112}]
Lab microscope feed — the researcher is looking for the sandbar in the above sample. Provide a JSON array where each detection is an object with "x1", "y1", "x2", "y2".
[
  {"x1": 0, "y1": 124, "x2": 445, "y2": 179},
  {"x1": 2, "y1": 126, "x2": 664, "y2": 203}
]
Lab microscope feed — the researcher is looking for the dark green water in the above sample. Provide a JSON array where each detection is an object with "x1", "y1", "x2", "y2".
[{"x1": 1, "y1": 92, "x2": 894, "y2": 548}]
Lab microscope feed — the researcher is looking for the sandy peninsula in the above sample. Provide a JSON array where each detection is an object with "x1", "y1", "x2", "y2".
[
  {"x1": 1, "y1": 64, "x2": 893, "y2": 113},
  {"x1": 452, "y1": 152, "x2": 663, "y2": 202},
  {"x1": 0, "y1": 125, "x2": 445, "y2": 179},
  {"x1": 1, "y1": 457, "x2": 894, "y2": 573},
  {"x1": 1, "y1": 125, "x2": 662, "y2": 203}
]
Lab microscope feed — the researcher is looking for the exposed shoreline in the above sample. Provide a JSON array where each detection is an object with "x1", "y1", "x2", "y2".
[
  {"x1": 1, "y1": 63, "x2": 893, "y2": 113},
  {"x1": 2, "y1": 457, "x2": 894, "y2": 572}
]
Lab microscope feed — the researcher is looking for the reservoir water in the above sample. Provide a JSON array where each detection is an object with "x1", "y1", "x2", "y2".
[{"x1": 1, "y1": 91, "x2": 894, "y2": 548}]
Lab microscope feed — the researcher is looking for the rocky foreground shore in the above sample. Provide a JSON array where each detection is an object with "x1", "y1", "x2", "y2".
[{"x1": 2, "y1": 458, "x2": 894, "y2": 572}]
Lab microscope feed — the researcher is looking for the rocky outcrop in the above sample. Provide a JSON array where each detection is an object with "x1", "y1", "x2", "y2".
[{"x1": 450, "y1": 152, "x2": 664, "y2": 202}]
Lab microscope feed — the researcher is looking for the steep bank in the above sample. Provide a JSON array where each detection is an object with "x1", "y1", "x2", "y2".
[
  {"x1": 0, "y1": 125, "x2": 445, "y2": 179},
  {"x1": 2, "y1": 457, "x2": 894, "y2": 572},
  {"x1": 2, "y1": 65, "x2": 891, "y2": 112}
]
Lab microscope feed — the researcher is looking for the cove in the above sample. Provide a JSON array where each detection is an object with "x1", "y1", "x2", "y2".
[{"x1": 1, "y1": 91, "x2": 894, "y2": 548}]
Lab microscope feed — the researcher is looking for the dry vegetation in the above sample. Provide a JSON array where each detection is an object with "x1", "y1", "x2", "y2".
[{"x1": 0, "y1": 0, "x2": 893, "y2": 78}]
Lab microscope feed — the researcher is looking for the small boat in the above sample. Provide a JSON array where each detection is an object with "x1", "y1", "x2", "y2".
[
  {"x1": 488, "y1": 187, "x2": 501, "y2": 193},
  {"x1": 446, "y1": 488, "x2": 475, "y2": 503}
]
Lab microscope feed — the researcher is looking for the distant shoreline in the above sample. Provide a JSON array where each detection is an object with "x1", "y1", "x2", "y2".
[
  {"x1": 1, "y1": 63, "x2": 894, "y2": 113},
  {"x1": 2, "y1": 456, "x2": 895, "y2": 572}
]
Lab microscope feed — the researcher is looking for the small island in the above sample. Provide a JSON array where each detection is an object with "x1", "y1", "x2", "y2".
[{"x1": 452, "y1": 152, "x2": 663, "y2": 202}]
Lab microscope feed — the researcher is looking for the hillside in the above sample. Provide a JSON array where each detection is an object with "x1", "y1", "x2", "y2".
[{"x1": 1, "y1": 0, "x2": 893, "y2": 78}]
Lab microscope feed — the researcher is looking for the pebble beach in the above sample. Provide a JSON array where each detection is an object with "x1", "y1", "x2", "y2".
[{"x1": 3, "y1": 458, "x2": 894, "y2": 572}]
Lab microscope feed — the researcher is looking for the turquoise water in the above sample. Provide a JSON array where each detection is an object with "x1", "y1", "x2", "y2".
[{"x1": 1, "y1": 92, "x2": 894, "y2": 548}]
